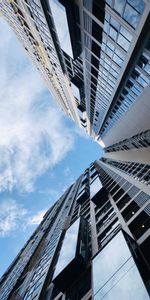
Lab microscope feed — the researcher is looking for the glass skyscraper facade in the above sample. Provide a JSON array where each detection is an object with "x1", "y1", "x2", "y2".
[
  {"x1": 0, "y1": 1, "x2": 150, "y2": 299},
  {"x1": 0, "y1": 159, "x2": 149, "y2": 299},
  {"x1": 1, "y1": 0, "x2": 150, "y2": 144}
]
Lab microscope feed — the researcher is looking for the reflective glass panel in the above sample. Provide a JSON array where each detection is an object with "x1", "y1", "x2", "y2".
[
  {"x1": 114, "y1": 0, "x2": 126, "y2": 16},
  {"x1": 53, "y1": 218, "x2": 80, "y2": 279},
  {"x1": 93, "y1": 231, "x2": 149, "y2": 300},
  {"x1": 123, "y1": 4, "x2": 140, "y2": 28},
  {"x1": 127, "y1": 0, "x2": 145, "y2": 14},
  {"x1": 50, "y1": 0, "x2": 73, "y2": 57},
  {"x1": 117, "y1": 34, "x2": 130, "y2": 51},
  {"x1": 90, "y1": 177, "x2": 102, "y2": 198}
]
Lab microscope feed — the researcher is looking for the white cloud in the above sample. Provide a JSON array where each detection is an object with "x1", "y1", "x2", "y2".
[
  {"x1": 63, "y1": 166, "x2": 71, "y2": 176},
  {"x1": 0, "y1": 199, "x2": 27, "y2": 237},
  {"x1": 0, "y1": 198, "x2": 48, "y2": 236},
  {"x1": 0, "y1": 20, "x2": 77, "y2": 192},
  {"x1": 27, "y1": 209, "x2": 47, "y2": 225}
]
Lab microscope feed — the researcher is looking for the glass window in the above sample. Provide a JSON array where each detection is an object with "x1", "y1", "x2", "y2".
[
  {"x1": 127, "y1": 0, "x2": 145, "y2": 14},
  {"x1": 83, "y1": 0, "x2": 92, "y2": 11},
  {"x1": 106, "y1": 0, "x2": 113, "y2": 6},
  {"x1": 106, "y1": 47, "x2": 113, "y2": 59},
  {"x1": 137, "y1": 74, "x2": 149, "y2": 87},
  {"x1": 114, "y1": 0, "x2": 126, "y2": 16},
  {"x1": 107, "y1": 40, "x2": 115, "y2": 51},
  {"x1": 117, "y1": 34, "x2": 130, "y2": 51},
  {"x1": 115, "y1": 48, "x2": 125, "y2": 61},
  {"x1": 109, "y1": 26, "x2": 118, "y2": 41},
  {"x1": 90, "y1": 177, "x2": 102, "y2": 198},
  {"x1": 93, "y1": 231, "x2": 149, "y2": 300},
  {"x1": 110, "y1": 17, "x2": 120, "y2": 31},
  {"x1": 53, "y1": 219, "x2": 80, "y2": 279},
  {"x1": 123, "y1": 4, "x2": 140, "y2": 28},
  {"x1": 113, "y1": 54, "x2": 122, "y2": 66},
  {"x1": 120, "y1": 26, "x2": 132, "y2": 42},
  {"x1": 145, "y1": 63, "x2": 150, "y2": 75},
  {"x1": 50, "y1": 0, "x2": 73, "y2": 57},
  {"x1": 104, "y1": 21, "x2": 109, "y2": 34}
]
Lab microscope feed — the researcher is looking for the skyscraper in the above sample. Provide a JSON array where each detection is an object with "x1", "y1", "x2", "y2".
[
  {"x1": 0, "y1": 158, "x2": 149, "y2": 299},
  {"x1": 0, "y1": 1, "x2": 150, "y2": 299},
  {"x1": 1, "y1": 0, "x2": 150, "y2": 143}
]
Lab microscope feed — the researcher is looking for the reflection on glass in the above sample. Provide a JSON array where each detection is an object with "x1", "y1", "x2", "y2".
[
  {"x1": 53, "y1": 219, "x2": 80, "y2": 279},
  {"x1": 50, "y1": 0, "x2": 73, "y2": 57},
  {"x1": 117, "y1": 34, "x2": 130, "y2": 51},
  {"x1": 71, "y1": 83, "x2": 80, "y2": 101},
  {"x1": 106, "y1": 0, "x2": 145, "y2": 29},
  {"x1": 123, "y1": 4, "x2": 140, "y2": 29},
  {"x1": 128, "y1": 0, "x2": 145, "y2": 14},
  {"x1": 93, "y1": 231, "x2": 149, "y2": 300},
  {"x1": 90, "y1": 177, "x2": 102, "y2": 198},
  {"x1": 114, "y1": 0, "x2": 125, "y2": 16}
]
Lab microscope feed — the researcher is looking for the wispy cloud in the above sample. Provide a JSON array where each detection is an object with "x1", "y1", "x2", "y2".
[
  {"x1": 27, "y1": 209, "x2": 47, "y2": 225},
  {"x1": 0, "y1": 199, "x2": 27, "y2": 237},
  {"x1": 0, "y1": 20, "x2": 80, "y2": 192},
  {"x1": 63, "y1": 166, "x2": 71, "y2": 176},
  {"x1": 0, "y1": 198, "x2": 48, "y2": 237}
]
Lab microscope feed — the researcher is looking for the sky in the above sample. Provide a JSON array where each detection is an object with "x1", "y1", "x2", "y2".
[{"x1": 0, "y1": 19, "x2": 103, "y2": 277}]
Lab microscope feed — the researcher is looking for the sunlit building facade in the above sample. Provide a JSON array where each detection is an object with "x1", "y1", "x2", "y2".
[
  {"x1": 1, "y1": 0, "x2": 150, "y2": 143},
  {"x1": 0, "y1": 158, "x2": 150, "y2": 300},
  {"x1": 0, "y1": 1, "x2": 150, "y2": 298},
  {"x1": 0, "y1": 0, "x2": 81, "y2": 127}
]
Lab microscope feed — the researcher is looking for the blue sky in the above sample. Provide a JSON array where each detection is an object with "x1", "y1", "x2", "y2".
[{"x1": 0, "y1": 19, "x2": 103, "y2": 277}]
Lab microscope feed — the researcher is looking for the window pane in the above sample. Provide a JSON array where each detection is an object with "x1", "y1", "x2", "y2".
[
  {"x1": 93, "y1": 231, "x2": 149, "y2": 300},
  {"x1": 123, "y1": 4, "x2": 140, "y2": 28},
  {"x1": 53, "y1": 219, "x2": 80, "y2": 279},
  {"x1": 127, "y1": 0, "x2": 145, "y2": 14},
  {"x1": 109, "y1": 26, "x2": 118, "y2": 41},
  {"x1": 120, "y1": 26, "x2": 132, "y2": 42},
  {"x1": 90, "y1": 177, "x2": 102, "y2": 198},
  {"x1": 117, "y1": 34, "x2": 130, "y2": 51},
  {"x1": 110, "y1": 17, "x2": 120, "y2": 31},
  {"x1": 114, "y1": 0, "x2": 126, "y2": 16}
]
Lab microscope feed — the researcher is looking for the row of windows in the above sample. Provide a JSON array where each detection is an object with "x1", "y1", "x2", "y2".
[
  {"x1": 9, "y1": 0, "x2": 74, "y2": 119},
  {"x1": 106, "y1": 0, "x2": 145, "y2": 29},
  {"x1": 0, "y1": 193, "x2": 62, "y2": 299},
  {"x1": 105, "y1": 129, "x2": 150, "y2": 153},
  {"x1": 83, "y1": 6, "x2": 132, "y2": 125},
  {"x1": 82, "y1": 0, "x2": 145, "y2": 129},
  {"x1": 23, "y1": 186, "x2": 78, "y2": 299},
  {"x1": 92, "y1": 167, "x2": 121, "y2": 249},
  {"x1": 100, "y1": 39, "x2": 150, "y2": 137},
  {"x1": 104, "y1": 158, "x2": 150, "y2": 186},
  {"x1": 97, "y1": 161, "x2": 150, "y2": 241},
  {"x1": 27, "y1": 1, "x2": 73, "y2": 112}
]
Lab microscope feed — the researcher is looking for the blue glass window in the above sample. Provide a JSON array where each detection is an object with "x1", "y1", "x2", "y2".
[
  {"x1": 117, "y1": 33, "x2": 130, "y2": 51},
  {"x1": 90, "y1": 177, "x2": 102, "y2": 198},
  {"x1": 93, "y1": 231, "x2": 149, "y2": 300},
  {"x1": 53, "y1": 219, "x2": 80, "y2": 279},
  {"x1": 127, "y1": 0, "x2": 145, "y2": 14},
  {"x1": 114, "y1": 0, "x2": 126, "y2": 16},
  {"x1": 123, "y1": 4, "x2": 140, "y2": 29},
  {"x1": 106, "y1": 0, "x2": 145, "y2": 29}
]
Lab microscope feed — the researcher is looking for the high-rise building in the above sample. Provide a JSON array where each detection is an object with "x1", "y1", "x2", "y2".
[
  {"x1": 0, "y1": 158, "x2": 150, "y2": 300},
  {"x1": 0, "y1": 2, "x2": 150, "y2": 298},
  {"x1": 1, "y1": 0, "x2": 150, "y2": 143}
]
